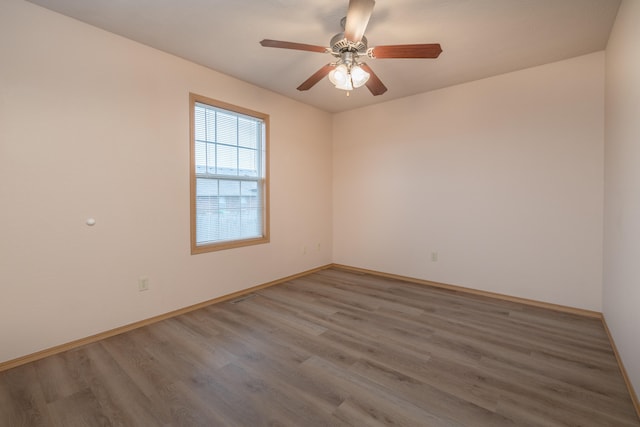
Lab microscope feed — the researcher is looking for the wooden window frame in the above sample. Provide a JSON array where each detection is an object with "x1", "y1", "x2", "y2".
[{"x1": 189, "y1": 93, "x2": 270, "y2": 254}]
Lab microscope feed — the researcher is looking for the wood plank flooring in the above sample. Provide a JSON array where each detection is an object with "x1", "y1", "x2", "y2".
[{"x1": 1, "y1": 267, "x2": 638, "y2": 426}]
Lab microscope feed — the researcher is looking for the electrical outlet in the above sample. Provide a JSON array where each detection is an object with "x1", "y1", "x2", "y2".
[
  {"x1": 302, "y1": 246, "x2": 307, "y2": 255},
  {"x1": 138, "y1": 277, "x2": 149, "y2": 292},
  {"x1": 317, "y1": 243, "x2": 321, "y2": 252},
  {"x1": 431, "y1": 252, "x2": 438, "y2": 262}
]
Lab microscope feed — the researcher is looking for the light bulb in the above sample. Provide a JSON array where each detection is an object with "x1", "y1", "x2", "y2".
[{"x1": 350, "y1": 65, "x2": 370, "y2": 88}]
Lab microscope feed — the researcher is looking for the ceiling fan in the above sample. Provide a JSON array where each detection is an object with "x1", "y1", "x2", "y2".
[{"x1": 260, "y1": 0, "x2": 442, "y2": 96}]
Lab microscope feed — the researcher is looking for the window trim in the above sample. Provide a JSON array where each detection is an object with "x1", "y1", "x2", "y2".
[{"x1": 189, "y1": 93, "x2": 270, "y2": 254}]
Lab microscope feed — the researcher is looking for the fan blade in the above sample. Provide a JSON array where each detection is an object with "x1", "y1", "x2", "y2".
[
  {"x1": 344, "y1": 0, "x2": 375, "y2": 43},
  {"x1": 370, "y1": 43, "x2": 443, "y2": 59},
  {"x1": 360, "y1": 63, "x2": 387, "y2": 96},
  {"x1": 297, "y1": 64, "x2": 334, "y2": 91},
  {"x1": 260, "y1": 39, "x2": 327, "y2": 53}
]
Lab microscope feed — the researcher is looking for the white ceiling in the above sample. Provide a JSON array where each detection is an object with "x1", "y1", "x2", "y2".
[{"x1": 26, "y1": 0, "x2": 621, "y2": 113}]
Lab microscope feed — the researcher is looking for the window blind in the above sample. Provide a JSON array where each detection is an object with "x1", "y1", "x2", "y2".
[{"x1": 193, "y1": 101, "x2": 266, "y2": 247}]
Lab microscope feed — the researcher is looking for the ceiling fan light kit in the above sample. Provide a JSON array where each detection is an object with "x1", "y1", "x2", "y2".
[
  {"x1": 259, "y1": 0, "x2": 442, "y2": 97},
  {"x1": 328, "y1": 53, "x2": 370, "y2": 91}
]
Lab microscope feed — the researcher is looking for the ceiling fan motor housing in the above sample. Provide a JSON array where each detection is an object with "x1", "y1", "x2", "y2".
[{"x1": 330, "y1": 33, "x2": 368, "y2": 55}]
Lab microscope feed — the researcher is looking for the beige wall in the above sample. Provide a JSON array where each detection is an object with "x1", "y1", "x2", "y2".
[
  {"x1": 604, "y1": 0, "x2": 640, "y2": 396},
  {"x1": 333, "y1": 52, "x2": 605, "y2": 311},
  {"x1": 0, "y1": 0, "x2": 333, "y2": 363}
]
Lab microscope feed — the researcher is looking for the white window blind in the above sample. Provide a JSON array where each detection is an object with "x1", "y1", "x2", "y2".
[{"x1": 191, "y1": 95, "x2": 268, "y2": 252}]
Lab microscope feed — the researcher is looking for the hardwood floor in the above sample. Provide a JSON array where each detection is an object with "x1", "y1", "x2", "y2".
[{"x1": 1, "y1": 267, "x2": 638, "y2": 426}]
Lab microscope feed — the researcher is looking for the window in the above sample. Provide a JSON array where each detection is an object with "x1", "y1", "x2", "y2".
[{"x1": 190, "y1": 93, "x2": 269, "y2": 254}]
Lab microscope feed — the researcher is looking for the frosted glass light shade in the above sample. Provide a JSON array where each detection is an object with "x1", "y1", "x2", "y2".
[
  {"x1": 334, "y1": 78, "x2": 353, "y2": 91},
  {"x1": 350, "y1": 65, "x2": 370, "y2": 88},
  {"x1": 329, "y1": 64, "x2": 349, "y2": 87}
]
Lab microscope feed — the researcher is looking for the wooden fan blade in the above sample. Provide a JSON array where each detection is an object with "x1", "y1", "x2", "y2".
[
  {"x1": 297, "y1": 64, "x2": 334, "y2": 91},
  {"x1": 260, "y1": 39, "x2": 328, "y2": 53},
  {"x1": 370, "y1": 43, "x2": 443, "y2": 59},
  {"x1": 344, "y1": 0, "x2": 375, "y2": 43},
  {"x1": 360, "y1": 63, "x2": 387, "y2": 96}
]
